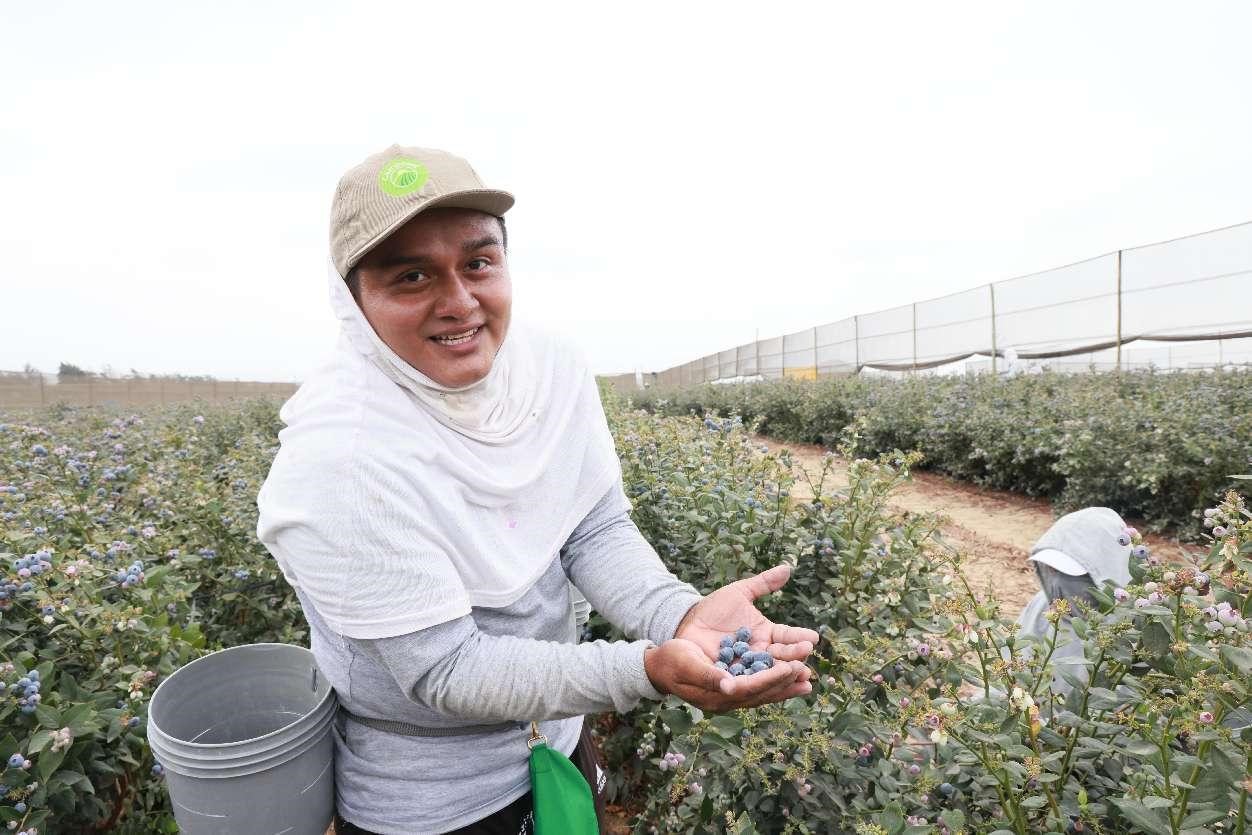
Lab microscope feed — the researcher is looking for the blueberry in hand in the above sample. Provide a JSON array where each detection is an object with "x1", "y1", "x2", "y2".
[
  {"x1": 735, "y1": 626, "x2": 752, "y2": 642},
  {"x1": 718, "y1": 647, "x2": 735, "y2": 664},
  {"x1": 729, "y1": 663, "x2": 745, "y2": 676}
]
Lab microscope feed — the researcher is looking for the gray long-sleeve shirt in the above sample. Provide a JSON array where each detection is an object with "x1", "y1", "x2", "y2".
[{"x1": 301, "y1": 482, "x2": 702, "y2": 834}]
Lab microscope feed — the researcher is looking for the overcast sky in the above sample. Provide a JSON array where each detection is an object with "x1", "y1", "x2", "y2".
[{"x1": 2, "y1": 2, "x2": 1250, "y2": 381}]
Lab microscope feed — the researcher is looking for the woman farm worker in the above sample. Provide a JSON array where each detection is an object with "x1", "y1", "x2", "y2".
[
  {"x1": 256, "y1": 145, "x2": 818, "y2": 835},
  {"x1": 1014, "y1": 507, "x2": 1134, "y2": 698}
]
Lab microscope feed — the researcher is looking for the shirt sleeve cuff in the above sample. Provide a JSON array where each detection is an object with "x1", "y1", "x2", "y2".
[
  {"x1": 649, "y1": 590, "x2": 703, "y2": 646},
  {"x1": 631, "y1": 640, "x2": 665, "y2": 702}
]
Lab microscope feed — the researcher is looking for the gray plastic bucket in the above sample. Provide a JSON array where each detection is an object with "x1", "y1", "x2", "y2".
[{"x1": 148, "y1": 643, "x2": 336, "y2": 834}]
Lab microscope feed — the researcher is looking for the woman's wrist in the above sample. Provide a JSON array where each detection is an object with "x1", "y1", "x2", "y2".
[{"x1": 641, "y1": 644, "x2": 669, "y2": 697}]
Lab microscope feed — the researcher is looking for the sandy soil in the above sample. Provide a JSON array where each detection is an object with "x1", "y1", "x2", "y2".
[{"x1": 760, "y1": 434, "x2": 1205, "y2": 613}]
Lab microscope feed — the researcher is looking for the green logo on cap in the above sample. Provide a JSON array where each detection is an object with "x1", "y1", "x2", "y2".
[{"x1": 378, "y1": 157, "x2": 429, "y2": 197}]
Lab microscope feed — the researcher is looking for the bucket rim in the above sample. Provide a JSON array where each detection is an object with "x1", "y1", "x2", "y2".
[
  {"x1": 147, "y1": 694, "x2": 336, "y2": 760},
  {"x1": 149, "y1": 643, "x2": 334, "y2": 750},
  {"x1": 150, "y1": 710, "x2": 335, "y2": 778}
]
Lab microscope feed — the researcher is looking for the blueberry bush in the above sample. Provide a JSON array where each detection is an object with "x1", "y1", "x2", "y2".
[
  {"x1": 599, "y1": 394, "x2": 1252, "y2": 834},
  {"x1": 627, "y1": 371, "x2": 1252, "y2": 537},
  {"x1": 2, "y1": 392, "x2": 1249, "y2": 834},
  {"x1": 1, "y1": 403, "x2": 306, "y2": 834}
]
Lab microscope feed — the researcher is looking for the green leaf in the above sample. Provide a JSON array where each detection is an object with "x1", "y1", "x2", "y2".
[
  {"x1": 708, "y1": 714, "x2": 743, "y2": 738},
  {"x1": 34, "y1": 703, "x2": 60, "y2": 729},
  {"x1": 1220, "y1": 645, "x2": 1252, "y2": 676},
  {"x1": 1141, "y1": 621, "x2": 1172, "y2": 657},
  {"x1": 27, "y1": 729, "x2": 55, "y2": 755},
  {"x1": 1188, "y1": 745, "x2": 1237, "y2": 805},
  {"x1": 1181, "y1": 808, "x2": 1227, "y2": 828},
  {"x1": 939, "y1": 810, "x2": 966, "y2": 831},
  {"x1": 36, "y1": 745, "x2": 66, "y2": 783},
  {"x1": 660, "y1": 708, "x2": 692, "y2": 735},
  {"x1": 0, "y1": 733, "x2": 17, "y2": 762},
  {"x1": 880, "y1": 802, "x2": 906, "y2": 835},
  {"x1": 61, "y1": 703, "x2": 100, "y2": 736},
  {"x1": 1121, "y1": 739, "x2": 1160, "y2": 758},
  {"x1": 48, "y1": 768, "x2": 94, "y2": 794},
  {"x1": 1141, "y1": 795, "x2": 1174, "y2": 808},
  {"x1": 1111, "y1": 798, "x2": 1173, "y2": 835}
]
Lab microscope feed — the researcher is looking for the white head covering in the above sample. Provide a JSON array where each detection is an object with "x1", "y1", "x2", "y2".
[
  {"x1": 255, "y1": 263, "x2": 622, "y2": 639},
  {"x1": 1028, "y1": 507, "x2": 1132, "y2": 589},
  {"x1": 1014, "y1": 507, "x2": 1132, "y2": 696}
]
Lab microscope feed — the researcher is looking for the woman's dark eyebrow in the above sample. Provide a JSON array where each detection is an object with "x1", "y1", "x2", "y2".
[
  {"x1": 463, "y1": 235, "x2": 502, "y2": 253},
  {"x1": 375, "y1": 253, "x2": 431, "y2": 269},
  {"x1": 373, "y1": 235, "x2": 501, "y2": 269}
]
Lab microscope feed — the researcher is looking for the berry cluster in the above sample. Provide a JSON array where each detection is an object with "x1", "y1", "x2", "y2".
[
  {"x1": 657, "y1": 750, "x2": 685, "y2": 771},
  {"x1": 7, "y1": 669, "x2": 42, "y2": 715},
  {"x1": 113, "y1": 560, "x2": 145, "y2": 589},
  {"x1": 715, "y1": 626, "x2": 775, "y2": 676}
]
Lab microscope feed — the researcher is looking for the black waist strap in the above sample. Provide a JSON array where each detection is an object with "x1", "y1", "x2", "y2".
[{"x1": 339, "y1": 706, "x2": 523, "y2": 737}]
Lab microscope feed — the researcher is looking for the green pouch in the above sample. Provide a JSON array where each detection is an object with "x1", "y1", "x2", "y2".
[{"x1": 527, "y1": 722, "x2": 598, "y2": 835}]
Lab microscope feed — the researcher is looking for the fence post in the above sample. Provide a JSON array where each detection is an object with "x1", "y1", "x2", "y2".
[
  {"x1": 853, "y1": 315, "x2": 860, "y2": 373},
  {"x1": 812, "y1": 327, "x2": 818, "y2": 378},
  {"x1": 1115, "y1": 249, "x2": 1123, "y2": 371},
  {"x1": 989, "y1": 283, "x2": 998, "y2": 375},
  {"x1": 912, "y1": 303, "x2": 918, "y2": 373}
]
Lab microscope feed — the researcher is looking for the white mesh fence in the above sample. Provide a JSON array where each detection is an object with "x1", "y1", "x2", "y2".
[{"x1": 648, "y1": 221, "x2": 1252, "y2": 387}]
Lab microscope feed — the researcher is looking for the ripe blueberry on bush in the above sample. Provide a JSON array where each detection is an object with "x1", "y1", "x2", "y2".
[{"x1": 938, "y1": 782, "x2": 955, "y2": 797}]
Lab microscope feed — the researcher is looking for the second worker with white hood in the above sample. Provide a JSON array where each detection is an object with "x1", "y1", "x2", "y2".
[{"x1": 1014, "y1": 506, "x2": 1135, "y2": 698}]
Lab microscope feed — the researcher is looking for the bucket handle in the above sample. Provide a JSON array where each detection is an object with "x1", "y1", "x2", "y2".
[{"x1": 311, "y1": 666, "x2": 319, "y2": 693}]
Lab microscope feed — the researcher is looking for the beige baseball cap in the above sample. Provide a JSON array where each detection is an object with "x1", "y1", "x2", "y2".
[{"x1": 329, "y1": 144, "x2": 514, "y2": 277}]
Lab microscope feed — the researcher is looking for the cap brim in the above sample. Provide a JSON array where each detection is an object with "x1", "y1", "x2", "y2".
[
  {"x1": 344, "y1": 188, "x2": 515, "y2": 273},
  {"x1": 1029, "y1": 548, "x2": 1087, "y2": 576}
]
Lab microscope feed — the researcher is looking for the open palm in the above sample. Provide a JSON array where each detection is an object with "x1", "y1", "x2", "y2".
[{"x1": 674, "y1": 564, "x2": 819, "y2": 663}]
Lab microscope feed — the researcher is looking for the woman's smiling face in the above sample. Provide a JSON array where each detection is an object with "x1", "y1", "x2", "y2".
[{"x1": 351, "y1": 207, "x2": 511, "y2": 388}]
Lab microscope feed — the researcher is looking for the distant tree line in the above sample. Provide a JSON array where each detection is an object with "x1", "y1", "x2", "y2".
[{"x1": 5, "y1": 363, "x2": 218, "y2": 383}]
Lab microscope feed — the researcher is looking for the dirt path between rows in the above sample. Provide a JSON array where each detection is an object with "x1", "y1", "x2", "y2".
[{"x1": 759, "y1": 435, "x2": 1206, "y2": 613}]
